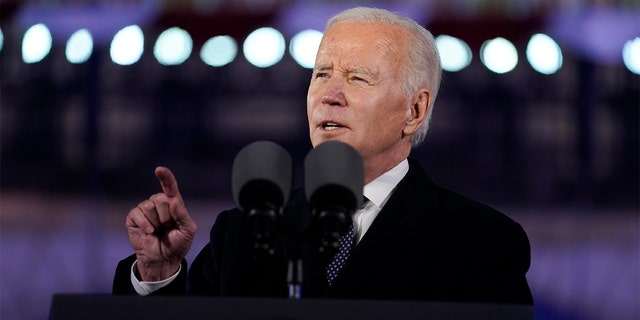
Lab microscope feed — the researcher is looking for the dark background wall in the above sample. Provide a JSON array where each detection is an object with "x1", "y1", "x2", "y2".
[{"x1": 1, "y1": 1, "x2": 638, "y2": 319}]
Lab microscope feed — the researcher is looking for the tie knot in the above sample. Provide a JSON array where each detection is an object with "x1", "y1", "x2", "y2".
[{"x1": 361, "y1": 196, "x2": 369, "y2": 208}]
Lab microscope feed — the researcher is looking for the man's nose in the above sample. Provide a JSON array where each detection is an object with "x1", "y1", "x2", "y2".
[{"x1": 320, "y1": 77, "x2": 346, "y2": 107}]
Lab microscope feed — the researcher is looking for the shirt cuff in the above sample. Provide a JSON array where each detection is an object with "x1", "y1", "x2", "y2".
[{"x1": 130, "y1": 260, "x2": 181, "y2": 296}]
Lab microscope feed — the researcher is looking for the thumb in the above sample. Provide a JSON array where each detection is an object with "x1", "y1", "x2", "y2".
[{"x1": 155, "y1": 166, "x2": 181, "y2": 198}]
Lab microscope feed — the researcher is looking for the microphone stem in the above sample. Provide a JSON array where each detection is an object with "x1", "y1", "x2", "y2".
[{"x1": 287, "y1": 259, "x2": 303, "y2": 299}]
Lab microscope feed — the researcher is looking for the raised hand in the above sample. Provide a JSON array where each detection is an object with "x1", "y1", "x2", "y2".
[{"x1": 125, "y1": 166, "x2": 197, "y2": 281}]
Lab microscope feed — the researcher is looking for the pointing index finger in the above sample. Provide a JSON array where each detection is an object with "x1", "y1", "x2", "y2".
[{"x1": 155, "y1": 166, "x2": 181, "y2": 198}]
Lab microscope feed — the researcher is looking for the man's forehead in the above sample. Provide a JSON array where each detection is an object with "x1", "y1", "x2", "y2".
[
  {"x1": 320, "y1": 22, "x2": 403, "y2": 52},
  {"x1": 315, "y1": 37, "x2": 401, "y2": 71}
]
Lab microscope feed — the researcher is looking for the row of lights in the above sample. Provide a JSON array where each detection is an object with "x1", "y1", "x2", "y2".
[{"x1": 4, "y1": 24, "x2": 640, "y2": 75}]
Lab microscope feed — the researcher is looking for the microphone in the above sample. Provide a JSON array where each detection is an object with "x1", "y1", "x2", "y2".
[
  {"x1": 304, "y1": 140, "x2": 364, "y2": 257},
  {"x1": 232, "y1": 141, "x2": 292, "y2": 257}
]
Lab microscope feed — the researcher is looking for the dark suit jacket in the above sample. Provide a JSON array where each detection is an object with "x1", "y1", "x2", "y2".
[{"x1": 114, "y1": 158, "x2": 533, "y2": 305}]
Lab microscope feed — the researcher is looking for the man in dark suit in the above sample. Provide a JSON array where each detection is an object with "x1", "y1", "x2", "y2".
[{"x1": 113, "y1": 7, "x2": 533, "y2": 305}]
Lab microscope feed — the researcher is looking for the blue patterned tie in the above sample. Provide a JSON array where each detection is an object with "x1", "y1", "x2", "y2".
[
  {"x1": 326, "y1": 197, "x2": 368, "y2": 285},
  {"x1": 326, "y1": 222, "x2": 355, "y2": 285}
]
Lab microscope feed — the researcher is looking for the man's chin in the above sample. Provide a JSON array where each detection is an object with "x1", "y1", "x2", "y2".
[{"x1": 311, "y1": 136, "x2": 355, "y2": 149}]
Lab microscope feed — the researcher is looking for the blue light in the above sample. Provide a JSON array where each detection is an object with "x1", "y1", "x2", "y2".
[
  {"x1": 200, "y1": 35, "x2": 237, "y2": 67},
  {"x1": 622, "y1": 37, "x2": 640, "y2": 75},
  {"x1": 110, "y1": 25, "x2": 144, "y2": 65},
  {"x1": 22, "y1": 23, "x2": 52, "y2": 63},
  {"x1": 527, "y1": 34, "x2": 563, "y2": 75},
  {"x1": 436, "y1": 35, "x2": 472, "y2": 72},
  {"x1": 243, "y1": 27, "x2": 285, "y2": 68},
  {"x1": 66, "y1": 29, "x2": 94, "y2": 64},
  {"x1": 290, "y1": 29, "x2": 323, "y2": 69},
  {"x1": 153, "y1": 27, "x2": 193, "y2": 66},
  {"x1": 481, "y1": 37, "x2": 518, "y2": 74}
]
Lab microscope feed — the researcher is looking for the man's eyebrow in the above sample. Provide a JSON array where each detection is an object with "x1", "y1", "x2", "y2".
[
  {"x1": 350, "y1": 67, "x2": 373, "y2": 75},
  {"x1": 313, "y1": 64, "x2": 332, "y2": 71},
  {"x1": 313, "y1": 65, "x2": 375, "y2": 78},
  {"x1": 346, "y1": 67, "x2": 378, "y2": 80}
]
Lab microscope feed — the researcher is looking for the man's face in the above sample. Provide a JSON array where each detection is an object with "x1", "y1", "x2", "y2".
[{"x1": 307, "y1": 21, "x2": 415, "y2": 166}]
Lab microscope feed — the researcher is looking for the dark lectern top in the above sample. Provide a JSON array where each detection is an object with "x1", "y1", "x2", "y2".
[{"x1": 50, "y1": 294, "x2": 534, "y2": 320}]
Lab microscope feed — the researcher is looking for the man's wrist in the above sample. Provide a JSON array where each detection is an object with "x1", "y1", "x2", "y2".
[
  {"x1": 135, "y1": 260, "x2": 181, "y2": 282},
  {"x1": 131, "y1": 260, "x2": 182, "y2": 296}
]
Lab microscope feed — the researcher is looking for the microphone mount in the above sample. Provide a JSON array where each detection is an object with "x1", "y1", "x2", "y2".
[{"x1": 304, "y1": 141, "x2": 364, "y2": 260}]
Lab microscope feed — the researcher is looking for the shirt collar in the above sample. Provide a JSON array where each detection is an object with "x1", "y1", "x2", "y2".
[{"x1": 362, "y1": 159, "x2": 409, "y2": 207}]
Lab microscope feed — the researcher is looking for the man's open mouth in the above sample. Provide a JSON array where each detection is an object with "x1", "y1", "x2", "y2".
[{"x1": 322, "y1": 122, "x2": 343, "y2": 130}]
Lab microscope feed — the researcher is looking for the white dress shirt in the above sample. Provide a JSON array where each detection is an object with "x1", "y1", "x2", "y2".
[
  {"x1": 131, "y1": 262, "x2": 181, "y2": 296},
  {"x1": 131, "y1": 159, "x2": 410, "y2": 295},
  {"x1": 354, "y1": 159, "x2": 409, "y2": 243}
]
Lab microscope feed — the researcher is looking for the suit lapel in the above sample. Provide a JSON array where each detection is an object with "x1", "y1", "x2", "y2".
[
  {"x1": 358, "y1": 158, "x2": 438, "y2": 248},
  {"x1": 324, "y1": 158, "x2": 440, "y2": 295}
]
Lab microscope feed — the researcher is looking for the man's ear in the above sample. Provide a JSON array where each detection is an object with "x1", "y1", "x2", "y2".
[{"x1": 403, "y1": 89, "x2": 430, "y2": 136}]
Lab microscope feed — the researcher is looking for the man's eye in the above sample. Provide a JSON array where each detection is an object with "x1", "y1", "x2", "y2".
[
  {"x1": 350, "y1": 76, "x2": 367, "y2": 83},
  {"x1": 315, "y1": 72, "x2": 329, "y2": 78}
]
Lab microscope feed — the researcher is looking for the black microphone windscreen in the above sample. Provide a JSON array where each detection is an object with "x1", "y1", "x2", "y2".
[
  {"x1": 304, "y1": 141, "x2": 364, "y2": 214},
  {"x1": 232, "y1": 141, "x2": 292, "y2": 213}
]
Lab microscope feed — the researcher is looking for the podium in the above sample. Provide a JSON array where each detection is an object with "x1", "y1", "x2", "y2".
[{"x1": 50, "y1": 294, "x2": 534, "y2": 320}]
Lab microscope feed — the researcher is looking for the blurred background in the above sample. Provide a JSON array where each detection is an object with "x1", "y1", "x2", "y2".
[{"x1": 0, "y1": 0, "x2": 638, "y2": 319}]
